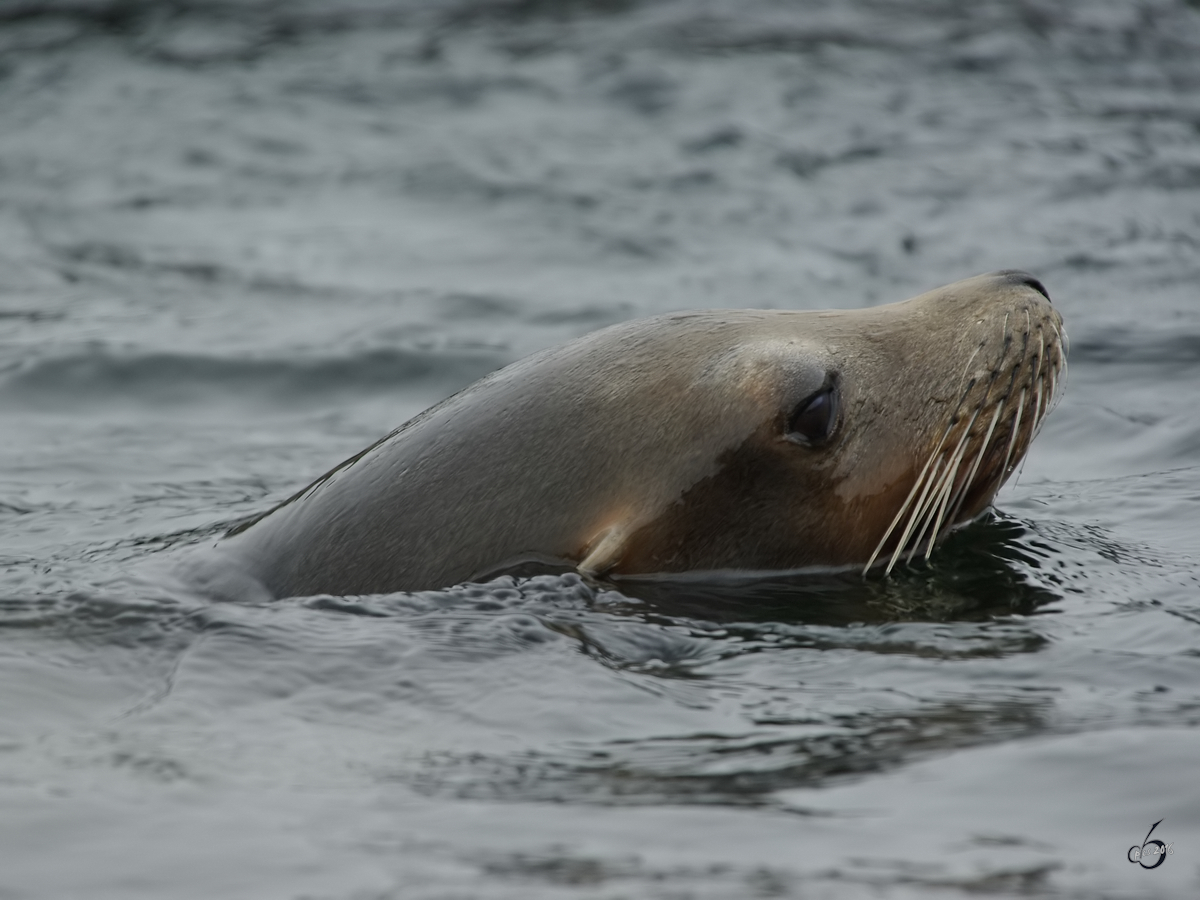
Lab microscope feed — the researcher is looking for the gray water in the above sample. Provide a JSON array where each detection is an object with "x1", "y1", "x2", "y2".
[{"x1": 2, "y1": 1, "x2": 1199, "y2": 897}]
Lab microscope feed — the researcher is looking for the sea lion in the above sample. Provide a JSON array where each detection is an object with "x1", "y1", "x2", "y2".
[{"x1": 208, "y1": 270, "x2": 1065, "y2": 598}]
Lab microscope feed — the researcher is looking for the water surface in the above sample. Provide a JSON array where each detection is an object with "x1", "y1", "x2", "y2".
[{"x1": 2, "y1": 1, "x2": 1199, "y2": 897}]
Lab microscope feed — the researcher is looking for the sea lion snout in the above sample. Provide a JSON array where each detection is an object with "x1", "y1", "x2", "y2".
[
  {"x1": 850, "y1": 272, "x2": 1066, "y2": 574},
  {"x1": 990, "y1": 269, "x2": 1051, "y2": 301}
]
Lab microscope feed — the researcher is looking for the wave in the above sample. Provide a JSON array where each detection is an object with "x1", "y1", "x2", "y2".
[
  {"x1": 0, "y1": 346, "x2": 508, "y2": 409},
  {"x1": 1069, "y1": 330, "x2": 1200, "y2": 367}
]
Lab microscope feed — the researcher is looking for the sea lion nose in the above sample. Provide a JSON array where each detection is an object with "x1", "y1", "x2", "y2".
[{"x1": 991, "y1": 269, "x2": 1050, "y2": 301}]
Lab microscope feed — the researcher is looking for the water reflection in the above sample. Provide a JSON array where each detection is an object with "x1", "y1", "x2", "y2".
[{"x1": 589, "y1": 513, "x2": 1061, "y2": 627}]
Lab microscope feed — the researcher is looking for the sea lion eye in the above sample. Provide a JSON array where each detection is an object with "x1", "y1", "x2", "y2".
[{"x1": 786, "y1": 383, "x2": 838, "y2": 446}]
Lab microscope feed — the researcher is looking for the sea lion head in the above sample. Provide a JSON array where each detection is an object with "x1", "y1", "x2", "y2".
[
  {"x1": 593, "y1": 270, "x2": 1066, "y2": 578},
  {"x1": 214, "y1": 270, "x2": 1066, "y2": 596}
]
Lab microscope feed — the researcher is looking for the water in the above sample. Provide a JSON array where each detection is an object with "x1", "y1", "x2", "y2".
[{"x1": 1, "y1": 0, "x2": 1199, "y2": 897}]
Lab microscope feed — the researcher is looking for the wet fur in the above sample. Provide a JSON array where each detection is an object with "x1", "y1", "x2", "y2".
[{"x1": 207, "y1": 271, "x2": 1066, "y2": 597}]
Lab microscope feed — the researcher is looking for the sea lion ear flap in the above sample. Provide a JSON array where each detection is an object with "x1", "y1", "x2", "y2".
[{"x1": 578, "y1": 524, "x2": 631, "y2": 577}]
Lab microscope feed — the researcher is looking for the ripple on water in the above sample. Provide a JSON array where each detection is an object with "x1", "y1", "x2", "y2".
[{"x1": 2, "y1": 0, "x2": 1200, "y2": 897}]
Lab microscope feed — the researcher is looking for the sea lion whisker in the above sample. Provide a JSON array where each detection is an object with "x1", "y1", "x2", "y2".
[
  {"x1": 923, "y1": 408, "x2": 982, "y2": 559},
  {"x1": 1030, "y1": 329, "x2": 1046, "y2": 402},
  {"x1": 1049, "y1": 322, "x2": 1067, "y2": 382},
  {"x1": 865, "y1": 424, "x2": 954, "y2": 574},
  {"x1": 1029, "y1": 376, "x2": 1047, "y2": 443},
  {"x1": 1049, "y1": 349, "x2": 1066, "y2": 408},
  {"x1": 895, "y1": 453, "x2": 950, "y2": 569},
  {"x1": 954, "y1": 344, "x2": 985, "y2": 403},
  {"x1": 908, "y1": 453, "x2": 962, "y2": 565},
  {"x1": 944, "y1": 401, "x2": 1003, "y2": 526},
  {"x1": 922, "y1": 404, "x2": 985, "y2": 559},
  {"x1": 873, "y1": 450, "x2": 940, "y2": 575},
  {"x1": 877, "y1": 446, "x2": 946, "y2": 575},
  {"x1": 1011, "y1": 387, "x2": 1045, "y2": 487},
  {"x1": 999, "y1": 386, "x2": 1027, "y2": 479},
  {"x1": 999, "y1": 316, "x2": 1043, "y2": 489},
  {"x1": 901, "y1": 439, "x2": 968, "y2": 569},
  {"x1": 992, "y1": 321, "x2": 1026, "y2": 412},
  {"x1": 920, "y1": 451, "x2": 964, "y2": 561},
  {"x1": 945, "y1": 424, "x2": 993, "y2": 528},
  {"x1": 1011, "y1": 439, "x2": 1036, "y2": 487},
  {"x1": 1017, "y1": 316, "x2": 1032, "y2": 368}
]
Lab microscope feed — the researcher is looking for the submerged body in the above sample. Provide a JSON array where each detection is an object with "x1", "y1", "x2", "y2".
[{"x1": 208, "y1": 271, "x2": 1065, "y2": 598}]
